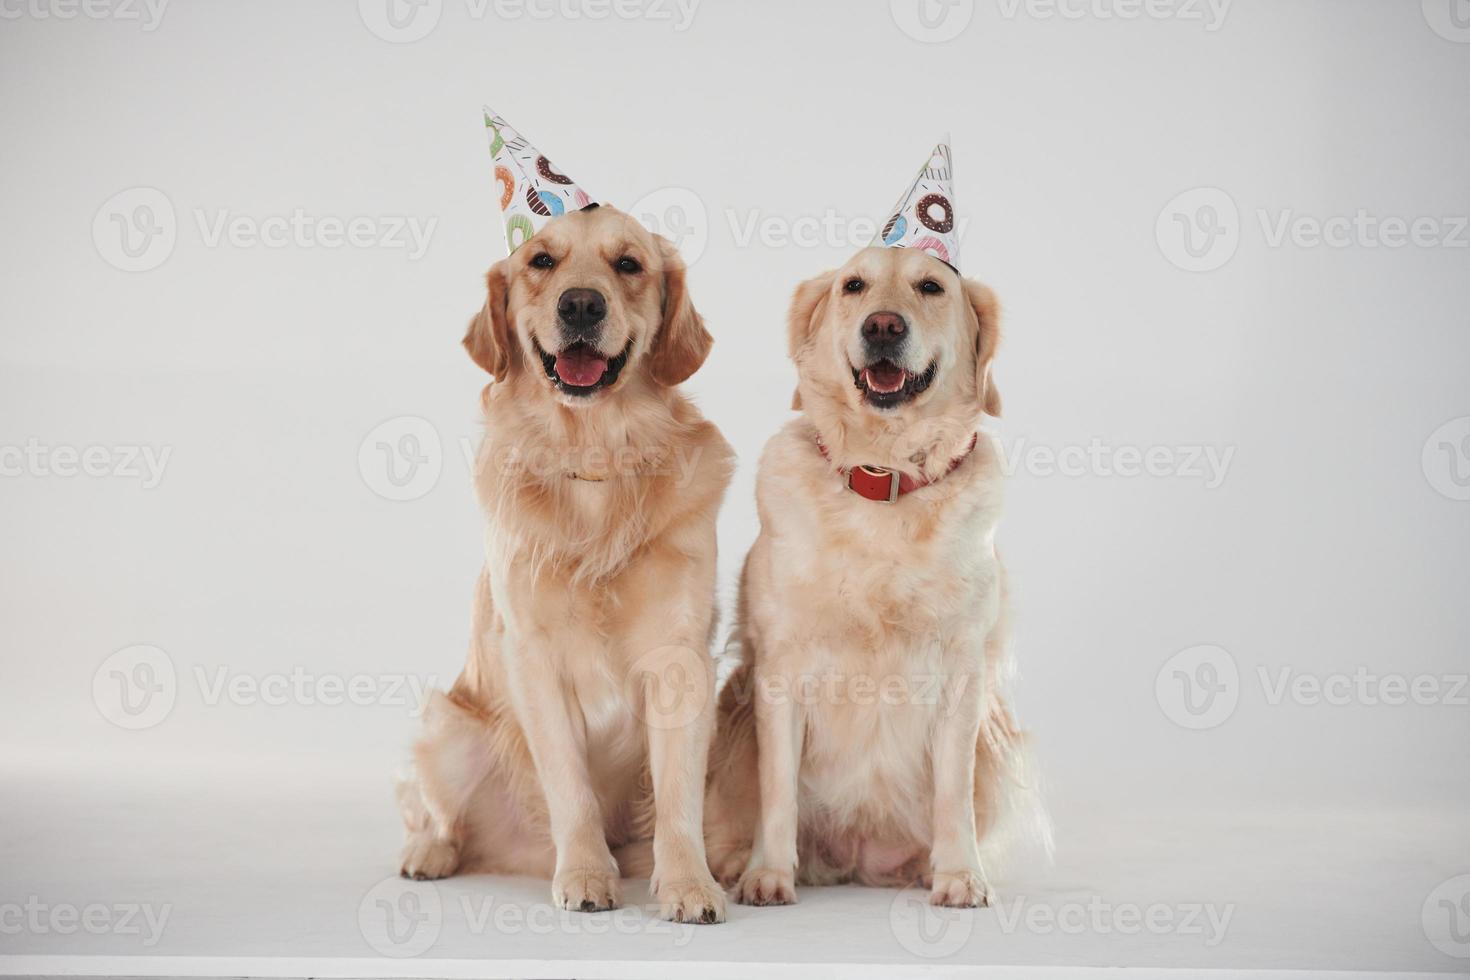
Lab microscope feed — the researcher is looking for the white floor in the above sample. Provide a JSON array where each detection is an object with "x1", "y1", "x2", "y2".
[{"x1": 1, "y1": 764, "x2": 1466, "y2": 978}]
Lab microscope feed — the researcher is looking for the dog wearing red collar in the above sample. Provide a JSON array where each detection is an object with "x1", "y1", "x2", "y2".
[{"x1": 703, "y1": 245, "x2": 1044, "y2": 908}]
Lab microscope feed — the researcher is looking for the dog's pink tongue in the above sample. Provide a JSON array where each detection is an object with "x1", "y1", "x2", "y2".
[
  {"x1": 555, "y1": 347, "x2": 608, "y2": 387},
  {"x1": 863, "y1": 362, "x2": 907, "y2": 394}
]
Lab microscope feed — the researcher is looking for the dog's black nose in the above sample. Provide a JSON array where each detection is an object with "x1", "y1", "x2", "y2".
[
  {"x1": 861, "y1": 311, "x2": 907, "y2": 352},
  {"x1": 557, "y1": 288, "x2": 606, "y2": 335}
]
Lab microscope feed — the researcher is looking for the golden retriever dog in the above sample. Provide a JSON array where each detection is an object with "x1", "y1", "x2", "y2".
[
  {"x1": 703, "y1": 245, "x2": 1040, "y2": 908},
  {"x1": 397, "y1": 204, "x2": 733, "y2": 924}
]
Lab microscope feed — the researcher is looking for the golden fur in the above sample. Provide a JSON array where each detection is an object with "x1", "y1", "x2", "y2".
[
  {"x1": 703, "y1": 246, "x2": 1042, "y2": 908},
  {"x1": 398, "y1": 205, "x2": 734, "y2": 923}
]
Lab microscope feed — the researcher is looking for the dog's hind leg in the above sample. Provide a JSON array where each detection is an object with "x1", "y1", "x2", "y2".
[
  {"x1": 397, "y1": 689, "x2": 494, "y2": 880},
  {"x1": 703, "y1": 662, "x2": 759, "y2": 887}
]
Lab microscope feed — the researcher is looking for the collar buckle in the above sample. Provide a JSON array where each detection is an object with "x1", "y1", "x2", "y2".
[{"x1": 849, "y1": 464, "x2": 900, "y2": 503}]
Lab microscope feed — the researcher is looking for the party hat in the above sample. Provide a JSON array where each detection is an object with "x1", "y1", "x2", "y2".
[
  {"x1": 871, "y1": 139, "x2": 960, "y2": 268},
  {"x1": 483, "y1": 107, "x2": 596, "y2": 255}
]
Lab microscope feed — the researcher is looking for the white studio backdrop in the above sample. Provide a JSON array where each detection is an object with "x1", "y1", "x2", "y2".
[{"x1": 2, "y1": 0, "x2": 1468, "y2": 833}]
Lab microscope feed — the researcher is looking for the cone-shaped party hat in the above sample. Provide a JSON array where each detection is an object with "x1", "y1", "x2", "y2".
[
  {"x1": 483, "y1": 107, "x2": 596, "y2": 255},
  {"x1": 871, "y1": 139, "x2": 960, "y2": 268}
]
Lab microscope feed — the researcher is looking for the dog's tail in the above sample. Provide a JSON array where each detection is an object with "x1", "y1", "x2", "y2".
[
  {"x1": 975, "y1": 565, "x2": 1054, "y2": 878},
  {"x1": 975, "y1": 694, "x2": 1054, "y2": 879},
  {"x1": 395, "y1": 761, "x2": 431, "y2": 836}
]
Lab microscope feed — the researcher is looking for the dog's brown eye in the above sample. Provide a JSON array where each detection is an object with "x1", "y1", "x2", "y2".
[
  {"x1": 844, "y1": 278, "x2": 865, "y2": 293},
  {"x1": 919, "y1": 279, "x2": 943, "y2": 295},
  {"x1": 615, "y1": 256, "x2": 642, "y2": 274},
  {"x1": 530, "y1": 253, "x2": 555, "y2": 269}
]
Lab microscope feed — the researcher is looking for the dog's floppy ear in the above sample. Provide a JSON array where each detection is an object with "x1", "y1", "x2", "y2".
[
  {"x1": 964, "y1": 278, "x2": 1003, "y2": 418},
  {"x1": 787, "y1": 271, "x2": 834, "y2": 362},
  {"x1": 463, "y1": 260, "x2": 515, "y2": 378},
  {"x1": 786, "y1": 272, "x2": 835, "y2": 412},
  {"x1": 649, "y1": 238, "x2": 713, "y2": 387}
]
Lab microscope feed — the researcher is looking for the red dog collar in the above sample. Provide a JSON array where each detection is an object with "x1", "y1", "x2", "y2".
[{"x1": 815, "y1": 434, "x2": 979, "y2": 503}]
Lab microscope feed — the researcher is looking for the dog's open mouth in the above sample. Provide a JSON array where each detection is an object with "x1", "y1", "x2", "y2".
[
  {"x1": 852, "y1": 359, "x2": 938, "y2": 408},
  {"x1": 537, "y1": 340, "x2": 631, "y2": 396}
]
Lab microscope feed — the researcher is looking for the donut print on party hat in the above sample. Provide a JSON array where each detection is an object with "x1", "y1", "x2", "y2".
[
  {"x1": 495, "y1": 166, "x2": 514, "y2": 210},
  {"x1": 506, "y1": 214, "x2": 536, "y2": 251},
  {"x1": 909, "y1": 236, "x2": 951, "y2": 264},
  {"x1": 869, "y1": 138, "x2": 962, "y2": 269},
  {"x1": 482, "y1": 106, "x2": 598, "y2": 256},
  {"x1": 882, "y1": 213, "x2": 908, "y2": 246}
]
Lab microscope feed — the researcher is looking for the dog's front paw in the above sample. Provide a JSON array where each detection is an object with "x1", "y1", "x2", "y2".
[
  {"x1": 399, "y1": 835, "x2": 459, "y2": 881},
  {"x1": 553, "y1": 866, "x2": 621, "y2": 913},
  {"x1": 654, "y1": 874, "x2": 727, "y2": 924},
  {"x1": 736, "y1": 866, "x2": 797, "y2": 906},
  {"x1": 929, "y1": 868, "x2": 994, "y2": 908}
]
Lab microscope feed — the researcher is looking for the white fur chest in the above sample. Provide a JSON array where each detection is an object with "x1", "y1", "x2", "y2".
[{"x1": 748, "y1": 426, "x2": 1005, "y2": 841}]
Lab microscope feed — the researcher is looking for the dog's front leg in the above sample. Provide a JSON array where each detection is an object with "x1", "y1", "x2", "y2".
[
  {"x1": 624, "y1": 528, "x2": 727, "y2": 924},
  {"x1": 735, "y1": 647, "x2": 802, "y2": 906},
  {"x1": 503, "y1": 637, "x2": 620, "y2": 913},
  {"x1": 928, "y1": 663, "x2": 995, "y2": 908},
  {"x1": 634, "y1": 641, "x2": 727, "y2": 924}
]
